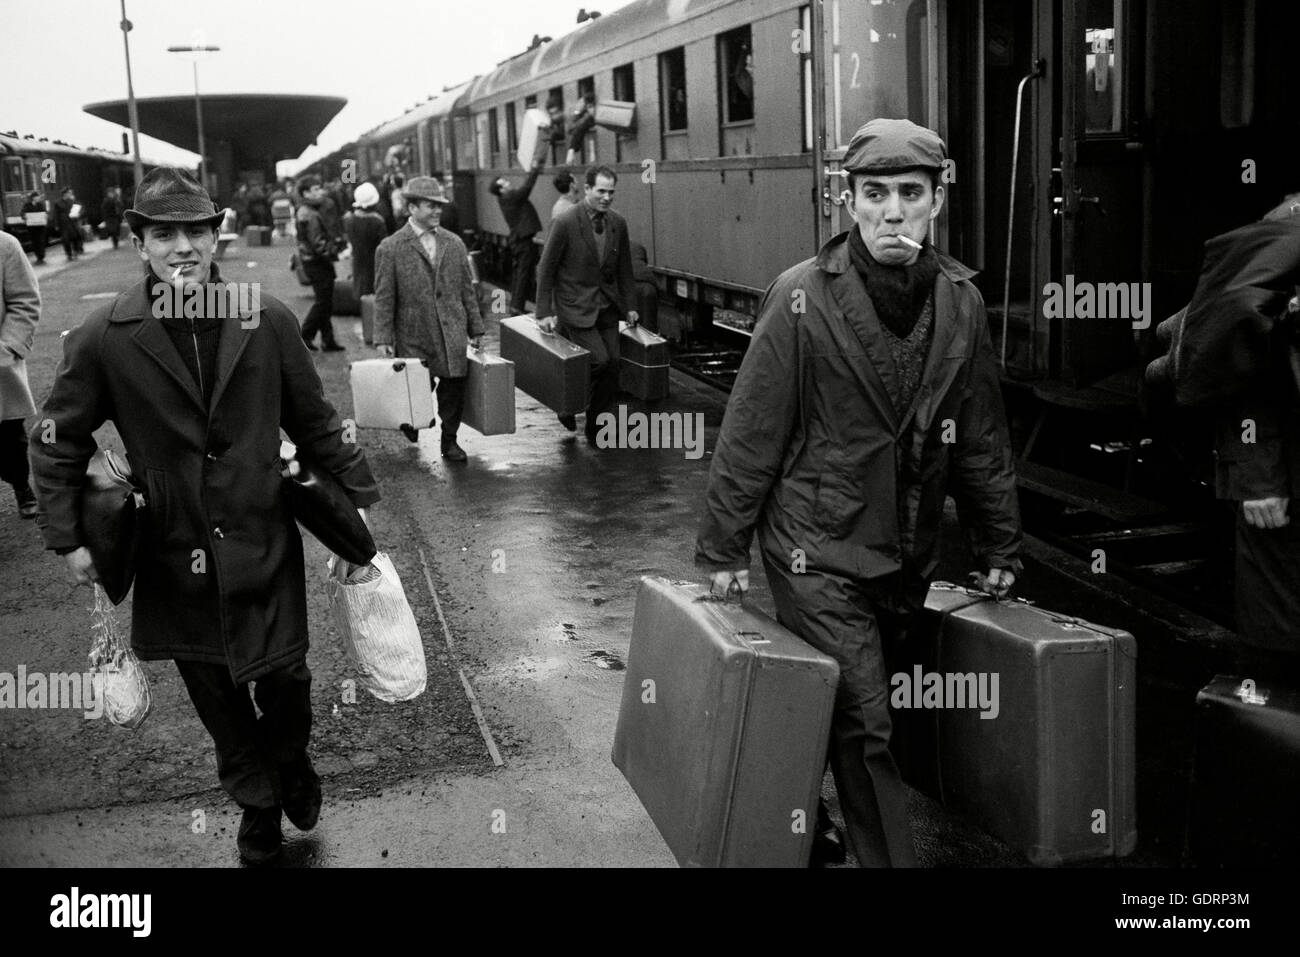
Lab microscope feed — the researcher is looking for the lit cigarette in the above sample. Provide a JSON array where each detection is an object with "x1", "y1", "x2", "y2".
[
  {"x1": 170, "y1": 265, "x2": 185, "y2": 282},
  {"x1": 896, "y1": 234, "x2": 923, "y2": 250}
]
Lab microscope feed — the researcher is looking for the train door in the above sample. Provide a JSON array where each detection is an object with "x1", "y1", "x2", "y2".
[
  {"x1": 1057, "y1": 0, "x2": 1146, "y2": 387},
  {"x1": 811, "y1": 0, "x2": 940, "y2": 249}
]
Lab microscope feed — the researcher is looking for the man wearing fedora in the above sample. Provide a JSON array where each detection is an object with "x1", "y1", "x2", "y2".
[
  {"x1": 28, "y1": 166, "x2": 380, "y2": 865},
  {"x1": 373, "y1": 176, "x2": 484, "y2": 461},
  {"x1": 695, "y1": 119, "x2": 1021, "y2": 867}
]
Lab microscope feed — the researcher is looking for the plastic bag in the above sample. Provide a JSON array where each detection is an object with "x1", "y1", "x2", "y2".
[
  {"x1": 87, "y1": 584, "x2": 152, "y2": 729},
  {"x1": 326, "y1": 552, "x2": 426, "y2": 702}
]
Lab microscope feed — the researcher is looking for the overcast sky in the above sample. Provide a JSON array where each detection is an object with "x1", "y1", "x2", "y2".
[{"x1": 1, "y1": 0, "x2": 632, "y2": 174}]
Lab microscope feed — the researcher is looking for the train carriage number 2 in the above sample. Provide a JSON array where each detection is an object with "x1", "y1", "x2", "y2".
[{"x1": 850, "y1": 52, "x2": 861, "y2": 89}]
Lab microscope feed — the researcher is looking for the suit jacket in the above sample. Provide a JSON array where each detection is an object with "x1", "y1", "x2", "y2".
[
  {"x1": 536, "y1": 203, "x2": 635, "y2": 329},
  {"x1": 373, "y1": 223, "x2": 484, "y2": 378},
  {"x1": 28, "y1": 267, "x2": 379, "y2": 682}
]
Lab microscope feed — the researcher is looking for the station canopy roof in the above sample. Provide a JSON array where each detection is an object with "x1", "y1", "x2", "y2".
[{"x1": 83, "y1": 94, "x2": 346, "y2": 160}]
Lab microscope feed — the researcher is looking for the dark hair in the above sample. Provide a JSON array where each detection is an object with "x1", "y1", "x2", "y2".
[
  {"x1": 585, "y1": 165, "x2": 617, "y2": 188},
  {"x1": 488, "y1": 178, "x2": 505, "y2": 197},
  {"x1": 297, "y1": 175, "x2": 321, "y2": 196},
  {"x1": 847, "y1": 167, "x2": 941, "y2": 197},
  {"x1": 553, "y1": 172, "x2": 573, "y2": 194},
  {"x1": 545, "y1": 97, "x2": 562, "y2": 112}
]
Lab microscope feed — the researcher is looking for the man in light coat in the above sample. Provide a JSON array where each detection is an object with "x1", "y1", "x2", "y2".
[
  {"x1": 695, "y1": 119, "x2": 1021, "y2": 867},
  {"x1": 373, "y1": 176, "x2": 484, "y2": 460},
  {"x1": 29, "y1": 167, "x2": 379, "y2": 864},
  {"x1": 0, "y1": 230, "x2": 40, "y2": 518}
]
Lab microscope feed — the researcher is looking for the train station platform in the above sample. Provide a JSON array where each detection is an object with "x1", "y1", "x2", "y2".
[{"x1": 0, "y1": 238, "x2": 1239, "y2": 868}]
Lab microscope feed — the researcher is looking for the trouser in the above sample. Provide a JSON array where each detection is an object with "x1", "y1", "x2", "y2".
[
  {"x1": 174, "y1": 657, "x2": 313, "y2": 810},
  {"x1": 1233, "y1": 510, "x2": 1300, "y2": 663},
  {"x1": 509, "y1": 237, "x2": 539, "y2": 314},
  {"x1": 762, "y1": 554, "x2": 919, "y2": 867},
  {"x1": 432, "y1": 372, "x2": 467, "y2": 442},
  {"x1": 0, "y1": 418, "x2": 29, "y2": 489},
  {"x1": 28, "y1": 227, "x2": 47, "y2": 262},
  {"x1": 106, "y1": 220, "x2": 121, "y2": 248},
  {"x1": 560, "y1": 306, "x2": 621, "y2": 428},
  {"x1": 300, "y1": 261, "x2": 337, "y2": 345},
  {"x1": 61, "y1": 226, "x2": 81, "y2": 258}
]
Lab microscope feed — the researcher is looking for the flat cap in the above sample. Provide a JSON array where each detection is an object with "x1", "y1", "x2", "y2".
[{"x1": 843, "y1": 118, "x2": 946, "y2": 173}]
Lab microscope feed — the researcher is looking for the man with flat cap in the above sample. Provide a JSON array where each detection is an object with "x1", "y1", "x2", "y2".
[
  {"x1": 28, "y1": 166, "x2": 380, "y2": 865},
  {"x1": 373, "y1": 176, "x2": 484, "y2": 460},
  {"x1": 696, "y1": 118, "x2": 1022, "y2": 867}
]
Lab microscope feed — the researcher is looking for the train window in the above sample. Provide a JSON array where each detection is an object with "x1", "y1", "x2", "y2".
[
  {"x1": 457, "y1": 115, "x2": 477, "y2": 170},
  {"x1": 799, "y1": 6, "x2": 813, "y2": 153},
  {"x1": 488, "y1": 108, "x2": 501, "y2": 166},
  {"x1": 613, "y1": 63, "x2": 635, "y2": 102},
  {"x1": 506, "y1": 102, "x2": 518, "y2": 158},
  {"x1": 476, "y1": 113, "x2": 490, "y2": 169},
  {"x1": 524, "y1": 94, "x2": 538, "y2": 111},
  {"x1": 573, "y1": 77, "x2": 597, "y2": 164},
  {"x1": 660, "y1": 47, "x2": 688, "y2": 133},
  {"x1": 718, "y1": 26, "x2": 755, "y2": 125},
  {"x1": 1081, "y1": 0, "x2": 1126, "y2": 135},
  {"x1": 827, "y1": 0, "x2": 930, "y2": 147},
  {"x1": 548, "y1": 86, "x2": 566, "y2": 165}
]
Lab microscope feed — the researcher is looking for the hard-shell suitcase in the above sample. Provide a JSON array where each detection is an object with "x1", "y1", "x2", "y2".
[
  {"x1": 618, "y1": 322, "x2": 670, "y2": 400},
  {"x1": 896, "y1": 583, "x2": 1138, "y2": 866},
  {"x1": 243, "y1": 225, "x2": 269, "y2": 247},
  {"x1": 360, "y1": 294, "x2": 376, "y2": 344},
  {"x1": 333, "y1": 278, "x2": 360, "y2": 316},
  {"x1": 1187, "y1": 675, "x2": 1300, "y2": 866},
  {"x1": 498, "y1": 315, "x2": 590, "y2": 417},
  {"x1": 612, "y1": 577, "x2": 840, "y2": 867},
  {"x1": 516, "y1": 107, "x2": 552, "y2": 169},
  {"x1": 348, "y1": 358, "x2": 435, "y2": 432},
  {"x1": 463, "y1": 346, "x2": 516, "y2": 436}
]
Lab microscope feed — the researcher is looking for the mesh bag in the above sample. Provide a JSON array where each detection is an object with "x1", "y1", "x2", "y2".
[{"x1": 86, "y1": 584, "x2": 152, "y2": 729}]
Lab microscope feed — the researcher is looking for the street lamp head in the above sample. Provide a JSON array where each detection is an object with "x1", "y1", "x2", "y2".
[{"x1": 167, "y1": 44, "x2": 221, "y2": 52}]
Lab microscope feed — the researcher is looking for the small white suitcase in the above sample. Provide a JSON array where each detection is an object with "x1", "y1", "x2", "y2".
[
  {"x1": 349, "y1": 358, "x2": 436, "y2": 432},
  {"x1": 517, "y1": 107, "x2": 552, "y2": 169}
]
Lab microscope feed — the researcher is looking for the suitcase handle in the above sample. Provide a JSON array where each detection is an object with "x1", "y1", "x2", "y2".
[{"x1": 694, "y1": 577, "x2": 745, "y2": 605}]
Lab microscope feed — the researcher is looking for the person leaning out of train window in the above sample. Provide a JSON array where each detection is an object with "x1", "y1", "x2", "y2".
[
  {"x1": 695, "y1": 119, "x2": 1022, "y2": 868},
  {"x1": 53, "y1": 188, "x2": 84, "y2": 261},
  {"x1": 21, "y1": 192, "x2": 49, "y2": 265}
]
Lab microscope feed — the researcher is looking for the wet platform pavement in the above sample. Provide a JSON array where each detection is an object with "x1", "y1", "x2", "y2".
[{"x1": 0, "y1": 234, "x2": 1215, "y2": 867}]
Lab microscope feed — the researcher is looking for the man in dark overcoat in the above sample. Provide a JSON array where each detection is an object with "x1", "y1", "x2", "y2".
[
  {"x1": 695, "y1": 120, "x2": 1021, "y2": 867},
  {"x1": 535, "y1": 165, "x2": 638, "y2": 441},
  {"x1": 28, "y1": 167, "x2": 380, "y2": 864},
  {"x1": 373, "y1": 176, "x2": 484, "y2": 460}
]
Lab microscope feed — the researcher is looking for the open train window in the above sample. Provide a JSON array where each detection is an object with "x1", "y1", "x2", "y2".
[
  {"x1": 575, "y1": 76, "x2": 597, "y2": 164},
  {"x1": 548, "y1": 86, "x2": 566, "y2": 165},
  {"x1": 718, "y1": 26, "x2": 755, "y2": 126},
  {"x1": 612, "y1": 63, "x2": 636, "y2": 163},
  {"x1": 1081, "y1": 0, "x2": 1126, "y2": 135},
  {"x1": 660, "y1": 47, "x2": 688, "y2": 133},
  {"x1": 505, "y1": 102, "x2": 518, "y2": 158},
  {"x1": 488, "y1": 107, "x2": 500, "y2": 166}
]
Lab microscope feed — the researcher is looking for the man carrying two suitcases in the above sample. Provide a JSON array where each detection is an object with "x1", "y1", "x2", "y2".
[
  {"x1": 695, "y1": 119, "x2": 1022, "y2": 867},
  {"x1": 373, "y1": 176, "x2": 484, "y2": 460}
]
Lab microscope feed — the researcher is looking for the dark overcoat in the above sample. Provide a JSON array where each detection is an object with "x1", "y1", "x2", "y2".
[
  {"x1": 696, "y1": 231, "x2": 1021, "y2": 588},
  {"x1": 372, "y1": 224, "x2": 483, "y2": 378},
  {"x1": 29, "y1": 268, "x2": 380, "y2": 682}
]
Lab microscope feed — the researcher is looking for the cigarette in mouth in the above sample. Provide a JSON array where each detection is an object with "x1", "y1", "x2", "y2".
[
  {"x1": 170, "y1": 265, "x2": 185, "y2": 282},
  {"x1": 896, "y1": 235, "x2": 923, "y2": 250}
]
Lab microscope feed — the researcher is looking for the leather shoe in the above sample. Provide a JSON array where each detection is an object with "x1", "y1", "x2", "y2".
[
  {"x1": 14, "y1": 485, "x2": 38, "y2": 520},
  {"x1": 237, "y1": 805, "x2": 283, "y2": 865},
  {"x1": 441, "y1": 440, "x2": 468, "y2": 462},
  {"x1": 280, "y1": 758, "x2": 322, "y2": 832},
  {"x1": 398, "y1": 424, "x2": 420, "y2": 443},
  {"x1": 557, "y1": 414, "x2": 577, "y2": 432},
  {"x1": 322, "y1": 343, "x2": 346, "y2": 352}
]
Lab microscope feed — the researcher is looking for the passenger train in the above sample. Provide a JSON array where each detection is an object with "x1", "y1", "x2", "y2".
[{"x1": 298, "y1": 0, "x2": 1299, "y2": 625}]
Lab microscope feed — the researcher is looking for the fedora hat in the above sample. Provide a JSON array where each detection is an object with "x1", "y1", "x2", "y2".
[
  {"x1": 401, "y1": 176, "x2": 450, "y2": 205},
  {"x1": 124, "y1": 166, "x2": 226, "y2": 230}
]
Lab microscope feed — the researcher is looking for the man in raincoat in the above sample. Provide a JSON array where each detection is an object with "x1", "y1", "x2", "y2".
[
  {"x1": 30, "y1": 167, "x2": 380, "y2": 864},
  {"x1": 696, "y1": 119, "x2": 1021, "y2": 867}
]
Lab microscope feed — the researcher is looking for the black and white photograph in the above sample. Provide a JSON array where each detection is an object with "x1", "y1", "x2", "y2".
[{"x1": 0, "y1": 0, "x2": 1295, "y2": 931}]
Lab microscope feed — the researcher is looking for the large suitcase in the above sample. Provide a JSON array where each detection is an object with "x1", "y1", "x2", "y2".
[
  {"x1": 243, "y1": 225, "x2": 269, "y2": 247},
  {"x1": 1187, "y1": 675, "x2": 1300, "y2": 866},
  {"x1": 516, "y1": 107, "x2": 552, "y2": 169},
  {"x1": 612, "y1": 577, "x2": 840, "y2": 867},
  {"x1": 896, "y1": 583, "x2": 1138, "y2": 866},
  {"x1": 463, "y1": 347, "x2": 516, "y2": 436},
  {"x1": 359, "y1": 294, "x2": 376, "y2": 344},
  {"x1": 348, "y1": 358, "x2": 435, "y2": 432},
  {"x1": 618, "y1": 322, "x2": 669, "y2": 400},
  {"x1": 333, "y1": 278, "x2": 360, "y2": 316},
  {"x1": 498, "y1": 315, "x2": 590, "y2": 417}
]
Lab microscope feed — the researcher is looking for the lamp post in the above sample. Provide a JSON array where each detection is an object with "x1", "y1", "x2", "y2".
[
  {"x1": 167, "y1": 42, "x2": 220, "y2": 190},
  {"x1": 118, "y1": 0, "x2": 144, "y2": 195}
]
